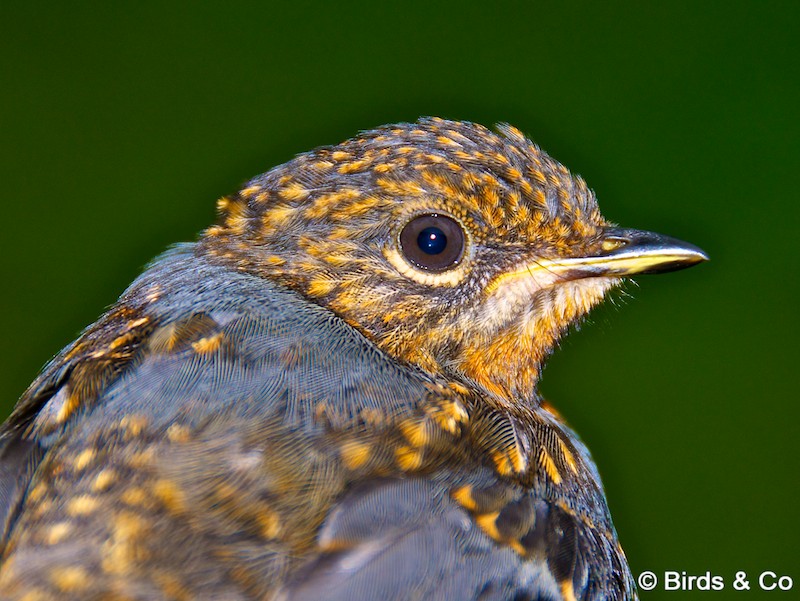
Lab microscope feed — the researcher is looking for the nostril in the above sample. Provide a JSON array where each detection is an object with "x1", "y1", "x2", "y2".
[{"x1": 601, "y1": 237, "x2": 629, "y2": 252}]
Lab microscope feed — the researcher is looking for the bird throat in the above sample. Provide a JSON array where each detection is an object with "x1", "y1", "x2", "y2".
[{"x1": 452, "y1": 277, "x2": 618, "y2": 407}]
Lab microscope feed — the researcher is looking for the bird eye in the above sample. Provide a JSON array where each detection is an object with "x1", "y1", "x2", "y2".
[{"x1": 399, "y1": 214, "x2": 465, "y2": 272}]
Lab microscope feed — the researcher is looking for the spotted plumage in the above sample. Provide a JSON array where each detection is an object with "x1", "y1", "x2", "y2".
[{"x1": 0, "y1": 118, "x2": 706, "y2": 600}]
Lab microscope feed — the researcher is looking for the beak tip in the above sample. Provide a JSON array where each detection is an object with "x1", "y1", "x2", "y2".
[
  {"x1": 672, "y1": 242, "x2": 710, "y2": 268},
  {"x1": 678, "y1": 245, "x2": 710, "y2": 265},
  {"x1": 657, "y1": 247, "x2": 709, "y2": 274}
]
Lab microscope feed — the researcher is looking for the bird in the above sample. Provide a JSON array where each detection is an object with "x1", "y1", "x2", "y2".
[{"x1": 0, "y1": 118, "x2": 706, "y2": 601}]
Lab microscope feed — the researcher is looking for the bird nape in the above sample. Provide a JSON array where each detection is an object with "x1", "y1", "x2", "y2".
[{"x1": 0, "y1": 118, "x2": 706, "y2": 601}]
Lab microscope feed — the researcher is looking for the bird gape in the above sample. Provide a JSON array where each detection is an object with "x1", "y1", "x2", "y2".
[{"x1": 0, "y1": 118, "x2": 706, "y2": 601}]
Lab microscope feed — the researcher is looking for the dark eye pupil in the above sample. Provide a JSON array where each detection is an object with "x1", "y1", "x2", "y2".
[{"x1": 417, "y1": 227, "x2": 447, "y2": 255}]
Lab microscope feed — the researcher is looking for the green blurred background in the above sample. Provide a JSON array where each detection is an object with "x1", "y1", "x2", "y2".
[{"x1": 1, "y1": 2, "x2": 797, "y2": 598}]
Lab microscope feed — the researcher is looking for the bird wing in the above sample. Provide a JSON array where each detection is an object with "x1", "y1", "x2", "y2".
[
  {"x1": 279, "y1": 472, "x2": 635, "y2": 601},
  {"x1": 280, "y1": 477, "x2": 553, "y2": 601}
]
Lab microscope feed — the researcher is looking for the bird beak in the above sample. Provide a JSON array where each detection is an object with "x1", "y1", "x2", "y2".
[
  {"x1": 552, "y1": 227, "x2": 709, "y2": 277},
  {"x1": 486, "y1": 228, "x2": 708, "y2": 295}
]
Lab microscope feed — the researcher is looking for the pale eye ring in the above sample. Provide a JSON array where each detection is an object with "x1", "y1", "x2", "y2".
[{"x1": 399, "y1": 214, "x2": 465, "y2": 272}]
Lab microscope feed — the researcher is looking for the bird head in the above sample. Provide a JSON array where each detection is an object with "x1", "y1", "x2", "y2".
[{"x1": 201, "y1": 118, "x2": 706, "y2": 407}]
